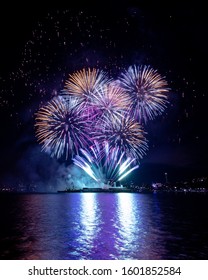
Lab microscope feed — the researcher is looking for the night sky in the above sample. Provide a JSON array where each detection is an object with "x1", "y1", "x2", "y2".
[{"x1": 0, "y1": 2, "x2": 207, "y2": 189}]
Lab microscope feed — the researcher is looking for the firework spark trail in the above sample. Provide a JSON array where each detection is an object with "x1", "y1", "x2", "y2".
[
  {"x1": 118, "y1": 165, "x2": 139, "y2": 181},
  {"x1": 35, "y1": 96, "x2": 92, "y2": 159},
  {"x1": 118, "y1": 65, "x2": 169, "y2": 123},
  {"x1": 73, "y1": 141, "x2": 139, "y2": 184}
]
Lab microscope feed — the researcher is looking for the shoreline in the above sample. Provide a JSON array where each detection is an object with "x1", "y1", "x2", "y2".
[{"x1": 57, "y1": 187, "x2": 141, "y2": 193}]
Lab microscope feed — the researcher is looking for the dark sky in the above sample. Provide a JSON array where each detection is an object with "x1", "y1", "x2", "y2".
[{"x1": 0, "y1": 2, "x2": 207, "y2": 188}]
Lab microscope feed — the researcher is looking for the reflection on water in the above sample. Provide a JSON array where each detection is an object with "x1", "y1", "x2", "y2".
[
  {"x1": 0, "y1": 192, "x2": 208, "y2": 260},
  {"x1": 80, "y1": 193, "x2": 99, "y2": 241},
  {"x1": 76, "y1": 193, "x2": 100, "y2": 259},
  {"x1": 114, "y1": 193, "x2": 168, "y2": 259},
  {"x1": 115, "y1": 193, "x2": 139, "y2": 259}
]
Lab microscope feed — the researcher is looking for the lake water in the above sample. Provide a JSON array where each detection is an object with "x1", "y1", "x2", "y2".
[{"x1": 0, "y1": 192, "x2": 208, "y2": 260}]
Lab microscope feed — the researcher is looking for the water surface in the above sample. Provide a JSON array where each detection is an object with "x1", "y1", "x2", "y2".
[{"x1": 0, "y1": 192, "x2": 208, "y2": 259}]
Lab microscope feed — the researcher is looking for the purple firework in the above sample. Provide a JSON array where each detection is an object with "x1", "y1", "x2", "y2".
[{"x1": 118, "y1": 65, "x2": 169, "y2": 123}]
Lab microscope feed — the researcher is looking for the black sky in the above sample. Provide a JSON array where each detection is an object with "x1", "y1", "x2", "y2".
[{"x1": 0, "y1": 2, "x2": 207, "y2": 188}]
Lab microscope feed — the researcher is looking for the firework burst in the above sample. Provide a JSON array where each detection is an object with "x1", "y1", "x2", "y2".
[
  {"x1": 118, "y1": 65, "x2": 169, "y2": 123},
  {"x1": 62, "y1": 68, "x2": 110, "y2": 106},
  {"x1": 91, "y1": 83, "x2": 130, "y2": 122},
  {"x1": 73, "y1": 141, "x2": 139, "y2": 184},
  {"x1": 93, "y1": 114, "x2": 148, "y2": 160},
  {"x1": 34, "y1": 63, "x2": 170, "y2": 185},
  {"x1": 35, "y1": 96, "x2": 91, "y2": 159}
]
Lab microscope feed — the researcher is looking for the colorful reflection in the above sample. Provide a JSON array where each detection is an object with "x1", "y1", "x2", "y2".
[
  {"x1": 1, "y1": 193, "x2": 199, "y2": 260},
  {"x1": 114, "y1": 193, "x2": 140, "y2": 258},
  {"x1": 77, "y1": 193, "x2": 101, "y2": 259}
]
